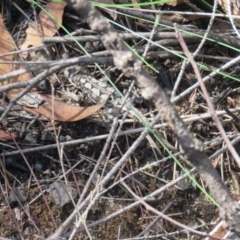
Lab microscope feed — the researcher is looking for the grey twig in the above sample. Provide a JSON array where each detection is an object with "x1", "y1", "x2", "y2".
[
  {"x1": 3, "y1": 108, "x2": 240, "y2": 157},
  {"x1": 121, "y1": 181, "x2": 210, "y2": 238},
  {"x1": 59, "y1": 134, "x2": 240, "y2": 238},
  {"x1": 175, "y1": 23, "x2": 240, "y2": 231},
  {"x1": 0, "y1": 55, "x2": 113, "y2": 84}
]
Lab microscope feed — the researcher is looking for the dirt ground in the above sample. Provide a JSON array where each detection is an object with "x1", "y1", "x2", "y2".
[{"x1": 1, "y1": 0, "x2": 240, "y2": 239}]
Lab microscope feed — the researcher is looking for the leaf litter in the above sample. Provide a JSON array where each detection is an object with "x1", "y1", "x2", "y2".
[
  {"x1": 0, "y1": 7, "x2": 106, "y2": 122},
  {"x1": 0, "y1": 0, "x2": 240, "y2": 239}
]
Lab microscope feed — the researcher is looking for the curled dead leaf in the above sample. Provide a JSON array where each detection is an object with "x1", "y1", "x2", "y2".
[
  {"x1": 0, "y1": 130, "x2": 18, "y2": 141},
  {"x1": 0, "y1": 15, "x2": 17, "y2": 83},
  {"x1": 23, "y1": 94, "x2": 106, "y2": 122},
  {"x1": 0, "y1": 13, "x2": 106, "y2": 122},
  {"x1": 218, "y1": 0, "x2": 240, "y2": 15},
  {"x1": 0, "y1": 13, "x2": 34, "y2": 99},
  {"x1": 21, "y1": 2, "x2": 66, "y2": 58}
]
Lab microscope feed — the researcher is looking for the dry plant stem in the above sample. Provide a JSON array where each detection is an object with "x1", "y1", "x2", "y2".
[
  {"x1": 136, "y1": 201, "x2": 173, "y2": 237},
  {"x1": 66, "y1": 0, "x2": 240, "y2": 233},
  {"x1": 175, "y1": 24, "x2": 240, "y2": 231},
  {"x1": 43, "y1": 32, "x2": 197, "y2": 43},
  {"x1": 59, "y1": 134, "x2": 240, "y2": 237},
  {"x1": 227, "y1": 0, "x2": 240, "y2": 38},
  {"x1": 175, "y1": 24, "x2": 240, "y2": 167},
  {"x1": 171, "y1": 60, "x2": 187, "y2": 99},
  {"x1": 0, "y1": 55, "x2": 112, "y2": 121},
  {"x1": 193, "y1": 0, "x2": 217, "y2": 55},
  {"x1": 0, "y1": 44, "x2": 53, "y2": 58},
  {"x1": 106, "y1": 108, "x2": 130, "y2": 161},
  {"x1": 0, "y1": 183, "x2": 24, "y2": 239},
  {"x1": 0, "y1": 50, "x2": 235, "y2": 115},
  {"x1": 99, "y1": 86, "x2": 135, "y2": 179},
  {"x1": 119, "y1": 7, "x2": 240, "y2": 18},
  {"x1": 172, "y1": 53, "x2": 240, "y2": 103},
  {"x1": 0, "y1": 63, "x2": 56, "y2": 120},
  {"x1": 142, "y1": 15, "x2": 159, "y2": 58},
  {"x1": 172, "y1": 0, "x2": 217, "y2": 99},
  {"x1": 0, "y1": 57, "x2": 112, "y2": 65},
  {"x1": 1, "y1": 171, "x2": 41, "y2": 232},
  {"x1": 121, "y1": 181, "x2": 210, "y2": 238},
  {"x1": 208, "y1": 135, "x2": 240, "y2": 159},
  {"x1": 3, "y1": 110, "x2": 240, "y2": 158},
  {"x1": 0, "y1": 55, "x2": 113, "y2": 84},
  {"x1": 61, "y1": 135, "x2": 240, "y2": 238},
  {"x1": 47, "y1": 112, "x2": 161, "y2": 239},
  {"x1": 11, "y1": 140, "x2": 57, "y2": 229},
  {"x1": 78, "y1": 116, "x2": 118, "y2": 205},
  {"x1": 119, "y1": 8, "x2": 240, "y2": 49}
]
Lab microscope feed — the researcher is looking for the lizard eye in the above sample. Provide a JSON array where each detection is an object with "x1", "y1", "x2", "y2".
[{"x1": 36, "y1": 79, "x2": 50, "y2": 91}]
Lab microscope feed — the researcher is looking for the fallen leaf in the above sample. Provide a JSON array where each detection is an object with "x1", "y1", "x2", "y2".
[
  {"x1": 218, "y1": 0, "x2": 240, "y2": 18},
  {"x1": 0, "y1": 13, "x2": 106, "y2": 122},
  {"x1": 0, "y1": 130, "x2": 18, "y2": 140},
  {"x1": 216, "y1": 0, "x2": 240, "y2": 27},
  {"x1": 166, "y1": 0, "x2": 184, "y2": 6},
  {"x1": 21, "y1": 2, "x2": 66, "y2": 57},
  {"x1": 23, "y1": 94, "x2": 106, "y2": 122},
  {"x1": 0, "y1": 14, "x2": 16, "y2": 84},
  {"x1": 0, "y1": 14, "x2": 33, "y2": 99}
]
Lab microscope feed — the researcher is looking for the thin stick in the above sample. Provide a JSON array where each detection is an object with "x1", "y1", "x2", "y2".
[
  {"x1": 121, "y1": 181, "x2": 211, "y2": 238},
  {"x1": 175, "y1": 23, "x2": 240, "y2": 168}
]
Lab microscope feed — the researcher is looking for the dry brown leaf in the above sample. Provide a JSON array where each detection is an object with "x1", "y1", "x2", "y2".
[
  {"x1": 0, "y1": 15, "x2": 16, "y2": 83},
  {"x1": 209, "y1": 0, "x2": 240, "y2": 30},
  {"x1": 0, "y1": 14, "x2": 32, "y2": 99},
  {"x1": 23, "y1": 94, "x2": 106, "y2": 122},
  {"x1": 218, "y1": 0, "x2": 240, "y2": 15},
  {"x1": 0, "y1": 130, "x2": 18, "y2": 140},
  {"x1": 166, "y1": 0, "x2": 184, "y2": 6},
  {"x1": 0, "y1": 13, "x2": 106, "y2": 122},
  {"x1": 21, "y1": 2, "x2": 66, "y2": 56}
]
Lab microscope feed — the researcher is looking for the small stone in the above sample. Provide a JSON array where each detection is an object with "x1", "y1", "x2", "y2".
[
  {"x1": 41, "y1": 131, "x2": 54, "y2": 142},
  {"x1": 48, "y1": 181, "x2": 77, "y2": 207},
  {"x1": 34, "y1": 163, "x2": 42, "y2": 170},
  {"x1": 7, "y1": 187, "x2": 27, "y2": 208}
]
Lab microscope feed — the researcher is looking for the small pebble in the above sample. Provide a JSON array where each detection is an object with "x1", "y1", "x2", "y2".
[{"x1": 34, "y1": 163, "x2": 42, "y2": 170}]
